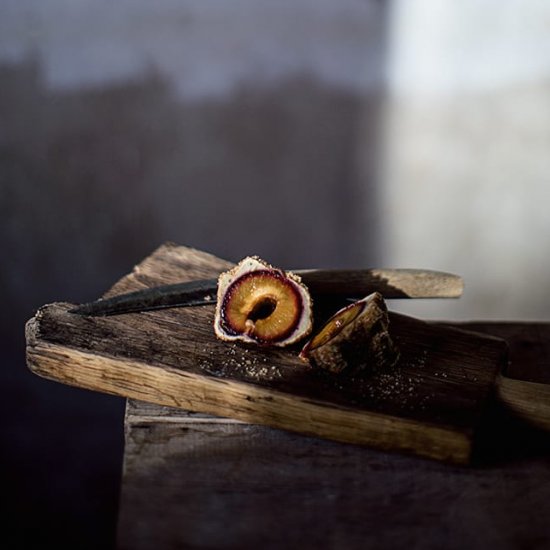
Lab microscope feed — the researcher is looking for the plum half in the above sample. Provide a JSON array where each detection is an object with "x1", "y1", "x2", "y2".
[
  {"x1": 299, "y1": 292, "x2": 400, "y2": 374},
  {"x1": 214, "y1": 256, "x2": 313, "y2": 346}
]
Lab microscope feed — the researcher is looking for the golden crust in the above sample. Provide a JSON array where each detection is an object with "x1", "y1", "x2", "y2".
[
  {"x1": 214, "y1": 256, "x2": 313, "y2": 347},
  {"x1": 300, "y1": 292, "x2": 399, "y2": 374}
]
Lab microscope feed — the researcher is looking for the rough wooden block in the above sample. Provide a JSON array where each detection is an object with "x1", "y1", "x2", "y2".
[{"x1": 26, "y1": 243, "x2": 509, "y2": 464}]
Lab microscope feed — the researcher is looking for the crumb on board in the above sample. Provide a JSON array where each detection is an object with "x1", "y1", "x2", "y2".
[
  {"x1": 195, "y1": 341, "x2": 443, "y2": 413},
  {"x1": 199, "y1": 344, "x2": 284, "y2": 381}
]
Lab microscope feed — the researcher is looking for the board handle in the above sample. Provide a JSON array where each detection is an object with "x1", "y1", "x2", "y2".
[
  {"x1": 298, "y1": 269, "x2": 464, "y2": 299},
  {"x1": 496, "y1": 376, "x2": 550, "y2": 431}
]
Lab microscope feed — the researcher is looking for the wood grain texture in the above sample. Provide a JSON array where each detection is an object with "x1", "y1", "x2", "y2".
[
  {"x1": 70, "y1": 266, "x2": 464, "y2": 317},
  {"x1": 444, "y1": 321, "x2": 550, "y2": 384},
  {"x1": 116, "y1": 323, "x2": 550, "y2": 550},
  {"x1": 497, "y1": 376, "x2": 550, "y2": 431},
  {"x1": 299, "y1": 267, "x2": 464, "y2": 298},
  {"x1": 118, "y1": 395, "x2": 550, "y2": 550},
  {"x1": 25, "y1": 243, "x2": 506, "y2": 464}
]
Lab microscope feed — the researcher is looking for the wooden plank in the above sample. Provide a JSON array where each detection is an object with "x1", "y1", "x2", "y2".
[
  {"x1": 25, "y1": 243, "x2": 507, "y2": 464},
  {"x1": 443, "y1": 322, "x2": 550, "y2": 384},
  {"x1": 116, "y1": 322, "x2": 550, "y2": 550},
  {"x1": 118, "y1": 398, "x2": 550, "y2": 550},
  {"x1": 297, "y1": 267, "x2": 464, "y2": 298},
  {"x1": 70, "y1": 267, "x2": 465, "y2": 317},
  {"x1": 117, "y1": 424, "x2": 550, "y2": 550}
]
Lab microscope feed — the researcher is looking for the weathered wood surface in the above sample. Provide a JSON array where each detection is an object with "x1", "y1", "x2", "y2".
[
  {"x1": 117, "y1": 322, "x2": 550, "y2": 550},
  {"x1": 70, "y1": 266, "x2": 464, "y2": 317},
  {"x1": 25, "y1": 243, "x2": 509, "y2": 464},
  {"x1": 296, "y1": 267, "x2": 464, "y2": 298}
]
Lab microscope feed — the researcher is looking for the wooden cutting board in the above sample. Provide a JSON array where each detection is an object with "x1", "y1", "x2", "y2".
[{"x1": 25, "y1": 243, "x2": 510, "y2": 465}]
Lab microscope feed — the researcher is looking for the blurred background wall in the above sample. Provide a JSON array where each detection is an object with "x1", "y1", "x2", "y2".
[
  {"x1": 1, "y1": 2, "x2": 387, "y2": 548},
  {"x1": 1, "y1": 1, "x2": 549, "y2": 549}
]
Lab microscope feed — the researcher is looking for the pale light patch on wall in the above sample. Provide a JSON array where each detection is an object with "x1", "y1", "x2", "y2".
[{"x1": 382, "y1": 0, "x2": 550, "y2": 320}]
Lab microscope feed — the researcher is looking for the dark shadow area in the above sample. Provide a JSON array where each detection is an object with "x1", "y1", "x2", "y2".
[
  {"x1": 1, "y1": 20, "x2": 388, "y2": 546},
  {"x1": 444, "y1": 322, "x2": 550, "y2": 467},
  {"x1": 3, "y1": 342, "x2": 125, "y2": 550},
  {"x1": 473, "y1": 390, "x2": 550, "y2": 467}
]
